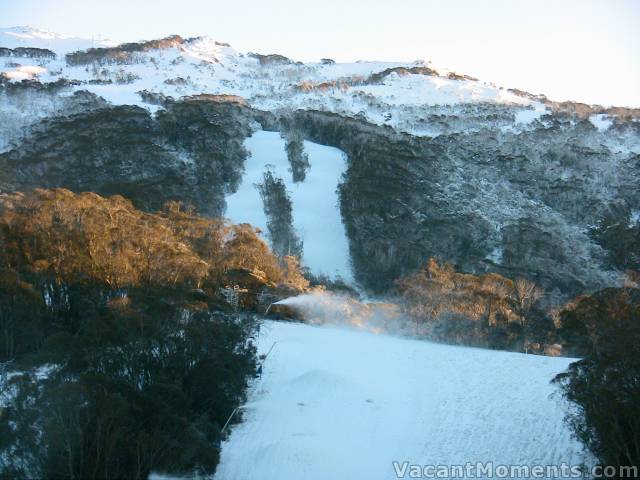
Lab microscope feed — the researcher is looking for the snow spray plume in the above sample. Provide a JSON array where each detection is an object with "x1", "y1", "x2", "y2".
[{"x1": 275, "y1": 291, "x2": 409, "y2": 335}]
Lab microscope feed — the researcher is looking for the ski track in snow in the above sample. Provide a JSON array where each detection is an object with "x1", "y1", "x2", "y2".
[
  {"x1": 225, "y1": 131, "x2": 352, "y2": 281},
  {"x1": 215, "y1": 321, "x2": 588, "y2": 480}
]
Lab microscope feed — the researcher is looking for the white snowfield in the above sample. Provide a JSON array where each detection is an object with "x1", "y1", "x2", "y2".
[
  {"x1": 215, "y1": 321, "x2": 588, "y2": 480},
  {"x1": 0, "y1": 26, "x2": 114, "y2": 53},
  {"x1": 0, "y1": 27, "x2": 550, "y2": 138},
  {"x1": 226, "y1": 131, "x2": 352, "y2": 281}
]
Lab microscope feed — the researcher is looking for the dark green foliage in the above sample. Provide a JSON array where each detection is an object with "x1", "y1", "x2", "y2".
[
  {"x1": 0, "y1": 96, "x2": 253, "y2": 216},
  {"x1": 558, "y1": 288, "x2": 640, "y2": 357},
  {"x1": 257, "y1": 170, "x2": 303, "y2": 258},
  {"x1": 0, "y1": 47, "x2": 56, "y2": 59},
  {"x1": 592, "y1": 206, "x2": 640, "y2": 272},
  {"x1": 1, "y1": 293, "x2": 257, "y2": 479},
  {"x1": 156, "y1": 94, "x2": 252, "y2": 209},
  {"x1": 283, "y1": 137, "x2": 310, "y2": 182},
  {"x1": 277, "y1": 109, "x2": 639, "y2": 297},
  {"x1": 554, "y1": 288, "x2": 640, "y2": 473}
]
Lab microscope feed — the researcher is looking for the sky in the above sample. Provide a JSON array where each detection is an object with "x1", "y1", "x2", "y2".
[{"x1": 2, "y1": 0, "x2": 639, "y2": 107}]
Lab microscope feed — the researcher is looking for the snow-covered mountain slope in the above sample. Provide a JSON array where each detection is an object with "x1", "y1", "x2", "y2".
[
  {"x1": 1, "y1": 27, "x2": 638, "y2": 295},
  {"x1": 215, "y1": 321, "x2": 588, "y2": 480},
  {"x1": 2, "y1": 26, "x2": 637, "y2": 138},
  {"x1": 0, "y1": 26, "x2": 549, "y2": 137},
  {"x1": 0, "y1": 26, "x2": 114, "y2": 54},
  {"x1": 226, "y1": 131, "x2": 352, "y2": 280}
]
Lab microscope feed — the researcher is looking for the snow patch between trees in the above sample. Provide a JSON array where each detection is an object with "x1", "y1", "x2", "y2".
[{"x1": 225, "y1": 131, "x2": 352, "y2": 281}]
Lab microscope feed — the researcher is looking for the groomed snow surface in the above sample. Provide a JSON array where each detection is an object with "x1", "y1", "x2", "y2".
[
  {"x1": 216, "y1": 321, "x2": 587, "y2": 480},
  {"x1": 225, "y1": 131, "x2": 352, "y2": 281}
]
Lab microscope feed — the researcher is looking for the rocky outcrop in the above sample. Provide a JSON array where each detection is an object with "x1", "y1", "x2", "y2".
[
  {"x1": 446, "y1": 71, "x2": 478, "y2": 81},
  {"x1": 248, "y1": 53, "x2": 295, "y2": 66},
  {"x1": 368, "y1": 66, "x2": 439, "y2": 84}
]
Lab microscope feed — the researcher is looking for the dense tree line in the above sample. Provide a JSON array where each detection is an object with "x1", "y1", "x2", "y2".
[
  {"x1": 397, "y1": 258, "x2": 640, "y2": 471},
  {"x1": 1, "y1": 297, "x2": 257, "y2": 479},
  {"x1": 281, "y1": 131, "x2": 310, "y2": 183},
  {"x1": 0, "y1": 188, "x2": 303, "y2": 479},
  {"x1": 395, "y1": 258, "x2": 640, "y2": 357},
  {"x1": 256, "y1": 170, "x2": 303, "y2": 258},
  {"x1": 554, "y1": 288, "x2": 640, "y2": 475},
  {"x1": 65, "y1": 35, "x2": 186, "y2": 66},
  {"x1": 592, "y1": 206, "x2": 640, "y2": 275},
  {"x1": 396, "y1": 258, "x2": 553, "y2": 352}
]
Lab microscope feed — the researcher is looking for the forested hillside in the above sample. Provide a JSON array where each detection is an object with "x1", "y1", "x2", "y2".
[{"x1": 0, "y1": 189, "x2": 305, "y2": 479}]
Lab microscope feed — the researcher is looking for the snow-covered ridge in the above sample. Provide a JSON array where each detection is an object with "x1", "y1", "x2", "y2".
[
  {"x1": 2, "y1": 25, "x2": 637, "y2": 135},
  {"x1": 0, "y1": 26, "x2": 115, "y2": 53},
  {"x1": 0, "y1": 26, "x2": 553, "y2": 137},
  {"x1": 2, "y1": 26, "x2": 74, "y2": 42}
]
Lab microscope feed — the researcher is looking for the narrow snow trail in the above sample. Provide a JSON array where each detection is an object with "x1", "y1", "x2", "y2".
[
  {"x1": 225, "y1": 131, "x2": 352, "y2": 281},
  {"x1": 215, "y1": 321, "x2": 587, "y2": 480}
]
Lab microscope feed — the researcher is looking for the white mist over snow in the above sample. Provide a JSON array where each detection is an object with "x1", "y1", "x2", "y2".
[
  {"x1": 225, "y1": 130, "x2": 353, "y2": 281},
  {"x1": 215, "y1": 320, "x2": 589, "y2": 480},
  {"x1": 275, "y1": 291, "x2": 405, "y2": 335}
]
